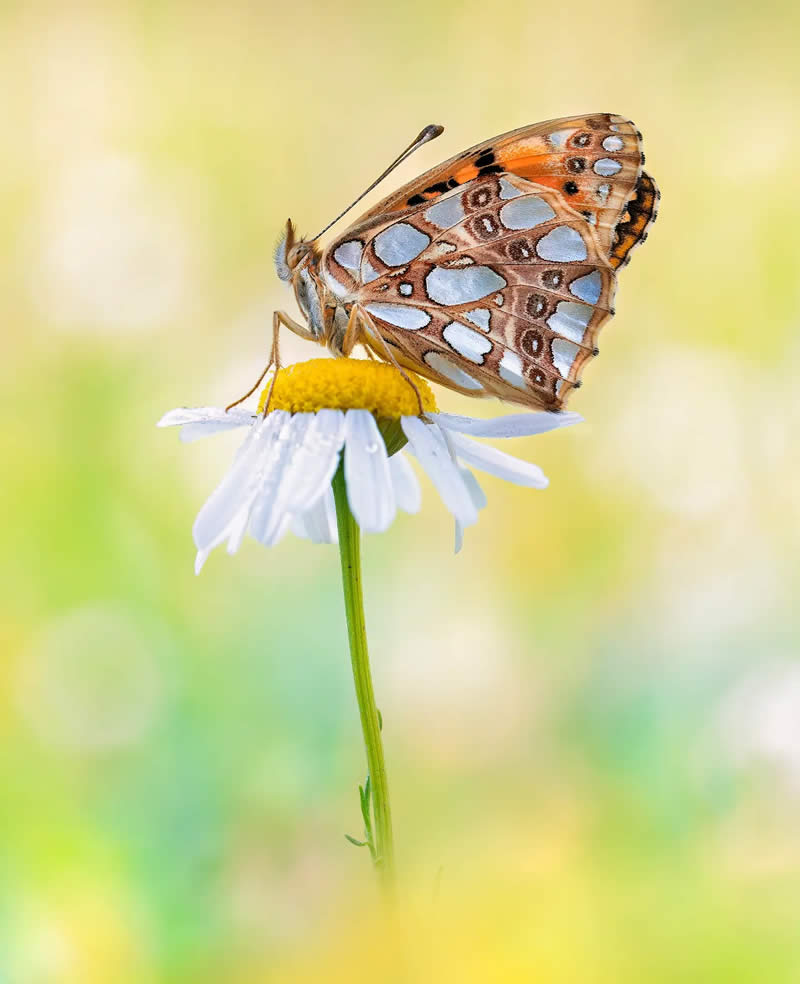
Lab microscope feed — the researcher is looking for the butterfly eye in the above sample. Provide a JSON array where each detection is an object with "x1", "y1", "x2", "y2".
[{"x1": 287, "y1": 242, "x2": 313, "y2": 270}]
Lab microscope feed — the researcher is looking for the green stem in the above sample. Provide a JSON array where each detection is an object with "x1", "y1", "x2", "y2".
[{"x1": 332, "y1": 464, "x2": 395, "y2": 896}]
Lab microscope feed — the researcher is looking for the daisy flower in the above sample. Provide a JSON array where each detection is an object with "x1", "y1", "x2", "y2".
[
  {"x1": 157, "y1": 358, "x2": 581, "y2": 572},
  {"x1": 159, "y1": 356, "x2": 581, "y2": 890}
]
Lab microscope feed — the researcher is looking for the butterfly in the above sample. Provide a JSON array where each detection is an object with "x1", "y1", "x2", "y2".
[{"x1": 235, "y1": 114, "x2": 658, "y2": 412}]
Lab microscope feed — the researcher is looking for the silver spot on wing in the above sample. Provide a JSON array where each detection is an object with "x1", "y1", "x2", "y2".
[
  {"x1": 442, "y1": 321, "x2": 493, "y2": 364},
  {"x1": 499, "y1": 196, "x2": 556, "y2": 230},
  {"x1": 547, "y1": 301, "x2": 593, "y2": 343},
  {"x1": 551, "y1": 337, "x2": 580, "y2": 376},
  {"x1": 569, "y1": 271, "x2": 602, "y2": 304},
  {"x1": 423, "y1": 351, "x2": 483, "y2": 390},
  {"x1": 373, "y1": 223, "x2": 431, "y2": 266},
  {"x1": 424, "y1": 194, "x2": 466, "y2": 229},
  {"x1": 365, "y1": 303, "x2": 431, "y2": 330},
  {"x1": 425, "y1": 265, "x2": 507, "y2": 305},
  {"x1": 535, "y1": 226, "x2": 587, "y2": 262},
  {"x1": 333, "y1": 240, "x2": 363, "y2": 271}
]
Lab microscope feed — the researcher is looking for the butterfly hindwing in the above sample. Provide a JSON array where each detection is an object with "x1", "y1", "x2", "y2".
[{"x1": 323, "y1": 174, "x2": 615, "y2": 409}]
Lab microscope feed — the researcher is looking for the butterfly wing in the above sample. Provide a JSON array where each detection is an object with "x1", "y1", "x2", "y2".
[
  {"x1": 356, "y1": 113, "x2": 655, "y2": 260},
  {"x1": 318, "y1": 114, "x2": 657, "y2": 410},
  {"x1": 608, "y1": 170, "x2": 660, "y2": 269},
  {"x1": 321, "y1": 173, "x2": 613, "y2": 410}
]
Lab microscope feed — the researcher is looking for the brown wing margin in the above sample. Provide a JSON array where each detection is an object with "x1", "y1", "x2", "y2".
[{"x1": 609, "y1": 171, "x2": 660, "y2": 269}]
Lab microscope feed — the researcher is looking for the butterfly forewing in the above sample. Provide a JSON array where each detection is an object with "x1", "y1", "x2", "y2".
[
  {"x1": 318, "y1": 114, "x2": 657, "y2": 410},
  {"x1": 609, "y1": 171, "x2": 660, "y2": 269},
  {"x1": 357, "y1": 113, "x2": 647, "y2": 258}
]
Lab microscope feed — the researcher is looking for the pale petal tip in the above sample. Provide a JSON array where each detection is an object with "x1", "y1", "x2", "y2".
[
  {"x1": 194, "y1": 549, "x2": 209, "y2": 575},
  {"x1": 156, "y1": 408, "x2": 185, "y2": 428}
]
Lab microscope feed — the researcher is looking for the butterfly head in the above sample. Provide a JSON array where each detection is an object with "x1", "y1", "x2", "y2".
[{"x1": 275, "y1": 219, "x2": 320, "y2": 283}]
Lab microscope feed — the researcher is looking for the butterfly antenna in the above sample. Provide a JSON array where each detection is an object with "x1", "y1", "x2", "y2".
[{"x1": 310, "y1": 124, "x2": 444, "y2": 242}]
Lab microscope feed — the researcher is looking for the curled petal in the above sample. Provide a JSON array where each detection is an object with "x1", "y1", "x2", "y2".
[
  {"x1": 435, "y1": 410, "x2": 582, "y2": 439},
  {"x1": 158, "y1": 406, "x2": 254, "y2": 442},
  {"x1": 454, "y1": 468, "x2": 487, "y2": 554},
  {"x1": 401, "y1": 417, "x2": 478, "y2": 527},
  {"x1": 447, "y1": 431, "x2": 548, "y2": 488}
]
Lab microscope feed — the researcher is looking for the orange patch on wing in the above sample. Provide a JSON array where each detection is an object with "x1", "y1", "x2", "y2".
[{"x1": 609, "y1": 171, "x2": 659, "y2": 269}]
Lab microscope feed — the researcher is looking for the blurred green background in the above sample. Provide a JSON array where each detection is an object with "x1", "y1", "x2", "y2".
[{"x1": 2, "y1": 1, "x2": 799, "y2": 980}]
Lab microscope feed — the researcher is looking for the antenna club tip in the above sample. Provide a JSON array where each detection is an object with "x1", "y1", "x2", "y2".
[{"x1": 421, "y1": 124, "x2": 445, "y2": 141}]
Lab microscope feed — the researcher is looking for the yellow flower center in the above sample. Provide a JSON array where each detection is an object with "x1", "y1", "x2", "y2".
[{"x1": 257, "y1": 358, "x2": 437, "y2": 417}]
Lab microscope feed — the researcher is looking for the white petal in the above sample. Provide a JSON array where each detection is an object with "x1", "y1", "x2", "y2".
[
  {"x1": 435, "y1": 410, "x2": 582, "y2": 438},
  {"x1": 253, "y1": 511, "x2": 292, "y2": 547},
  {"x1": 194, "y1": 548, "x2": 210, "y2": 575},
  {"x1": 447, "y1": 431, "x2": 549, "y2": 488},
  {"x1": 158, "y1": 406, "x2": 254, "y2": 441},
  {"x1": 461, "y1": 467, "x2": 488, "y2": 511},
  {"x1": 282, "y1": 409, "x2": 346, "y2": 513},
  {"x1": 290, "y1": 513, "x2": 308, "y2": 540},
  {"x1": 454, "y1": 468, "x2": 487, "y2": 554},
  {"x1": 295, "y1": 488, "x2": 338, "y2": 544},
  {"x1": 388, "y1": 452, "x2": 421, "y2": 514},
  {"x1": 226, "y1": 504, "x2": 251, "y2": 554},
  {"x1": 192, "y1": 411, "x2": 288, "y2": 552},
  {"x1": 248, "y1": 413, "x2": 315, "y2": 546},
  {"x1": 401, "y1": 417, "x2": 478, "y2": 526},
  {"x1": 344, "y1": 410, "x2": 396, "y2": 533}
]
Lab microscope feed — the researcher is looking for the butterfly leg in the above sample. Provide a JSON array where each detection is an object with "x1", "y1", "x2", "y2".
[
  {"x1": 225, "y1": 311, "x2": 315, "y2": 413},
  {"x1": 350, "y1": 305, "x2": 428, "y2": 418}
]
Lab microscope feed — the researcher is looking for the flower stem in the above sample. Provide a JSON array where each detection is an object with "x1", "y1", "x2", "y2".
[{"x1": 332, "y1": 463, "x2": 395, "y2": 896}]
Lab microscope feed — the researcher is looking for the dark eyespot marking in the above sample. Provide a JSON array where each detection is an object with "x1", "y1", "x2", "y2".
[
  {"x1": 571, "y1": 133, "x2": 591, "y2": 148},
  {"x1": 407, "y1": 194, "x2": 425, "y2": 206},
  {"x1": 478, "y1": 164, "x2": 504, "y2": 176},
  {"x1": 541, "y1": 269, "x2": 563, "y2": 289},
  {"x1": 567, "y1": 157, "x2": 586, "y2": 173},
  {"x1": 532, "y1": 370, "x2": 547, "y2": 387},
  {"x1": 472, "y1": 214, "x2": 500, "y2": 241},
  {"x1": 563, "y1": 181, "x2": 579, "y2": 195},
  {"x1": 424, "y1": 181, "x2": 450, "y2": 195},
  {"x1": 520, "y1": 329, "x2": 544, "y2": 356},
  {"x1": 507, "y1": 238, "x2": 533, "y2": 262},
  {"x1": 525, "y1": 294, "x2": 547, "y2": 318},
  {"x1": 468, "y1": 186, "x2": 493, "y2": 209},
  {"x1": 474, "y1": 150, "x2": 495, "y2": 168}
]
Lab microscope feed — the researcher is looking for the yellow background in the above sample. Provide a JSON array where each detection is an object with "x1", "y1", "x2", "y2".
[{"x1": 2, "y1": 0, "x2": 799, "y2": 980}]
